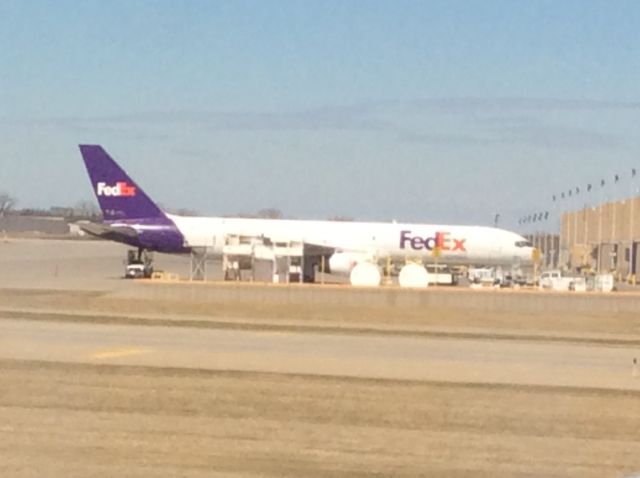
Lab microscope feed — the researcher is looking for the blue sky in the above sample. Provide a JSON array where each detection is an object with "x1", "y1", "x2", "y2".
[{"x1": 2, "y1": 0, "x2": 640, "y2": 228}]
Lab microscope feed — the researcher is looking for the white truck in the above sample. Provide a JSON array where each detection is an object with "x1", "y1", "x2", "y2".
[
  {"x1": 539, "y1": 270, "x2": 586, "y2": 292},
  {"x1": 594, "y1": 273, "x2": 615, "y2": 292},
  {"x1": 425, "y1": 264, "x2": 457, "y2": 285},
  {"x1": 468, "y1": 267, "x2": 497, "y2": 286}
]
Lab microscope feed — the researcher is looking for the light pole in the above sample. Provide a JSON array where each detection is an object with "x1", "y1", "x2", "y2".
[
  {"x1": 583, "y1": 183, "x2": 594, "y2": 270},
  {"x1": 573, "y1": 191, "x2": 579, "y2": 251},
  {"x1": 572, "y1": 188, "x2": 581, "y2": 271},
  {"x1": 630, "y1": 169, "x2": 638, "y2": 282},
  {"x1": 559, "y1": 193, "x2": 569, "y2": 269},
  {"x1": 630, "y1": 193, "x2": 635, "y2": 280},
  {"x1": 551, "y1": 195, "x2": 558, "y2": 268},
  {"x1": 597, "y1": 180, "x2": 605, "y2": 274},
  {"x1": 612, "y1": 175, "x2": 620, "y2": 274}
]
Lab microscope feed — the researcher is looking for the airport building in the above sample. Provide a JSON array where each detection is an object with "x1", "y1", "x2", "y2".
[
  {"x1": 524, "y1": 233, "x2": 560, "y2": 270},
  {"x1": 559, "y1": 197, "x2": 640, "y2": 278}
]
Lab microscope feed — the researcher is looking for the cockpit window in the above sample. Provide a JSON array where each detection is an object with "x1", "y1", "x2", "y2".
[{"x1": 515, "y1": 240, "x2": 532, "y2": 248}]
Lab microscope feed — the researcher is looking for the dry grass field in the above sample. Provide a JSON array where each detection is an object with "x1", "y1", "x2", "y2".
[{"x1": 1, "y1": 360, "x2": 639, "y2": 478}]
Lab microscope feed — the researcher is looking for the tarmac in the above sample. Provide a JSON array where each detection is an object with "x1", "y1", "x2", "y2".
[{"x1": 1, "y1": 238, "x2": 640, "y2": 477}]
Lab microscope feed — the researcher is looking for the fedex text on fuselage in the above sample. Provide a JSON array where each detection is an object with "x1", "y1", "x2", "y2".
[{"x1": 399, "y1": 230, "x2": 466, "y2": 252}]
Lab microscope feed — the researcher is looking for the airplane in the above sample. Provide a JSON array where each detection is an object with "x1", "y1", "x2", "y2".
[{"x1": 79, "y1": 144, "x2": 534, "y2": 281}]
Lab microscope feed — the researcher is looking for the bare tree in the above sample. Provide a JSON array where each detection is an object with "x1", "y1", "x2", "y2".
[
  {"x1": 175, "y1": 208, "x2": 198, "y2": 216},
  {"x1": 0, "y1": 193, "x2": 16, "y2": 217},
  {"x1": 74, "y1": 200, "x2": 101, "y2": 218},
  {"x1": 256, "y1": 208, "x2": 283, "y2": 219},
  {"x1": 160, "y1": 205, "x2": 199, "y2": 216},
  {"x1": 223, "y1": 208, "x2": 285, "y2": 219}
]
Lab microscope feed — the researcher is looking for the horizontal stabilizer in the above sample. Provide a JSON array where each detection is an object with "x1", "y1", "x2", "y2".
[{"x1": 78, "y1": 222, "x2": 138, "y2": 241}]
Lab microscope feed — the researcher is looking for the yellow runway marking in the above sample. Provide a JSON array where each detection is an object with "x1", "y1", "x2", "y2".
[{"x1": 91, "y1": 347, "x2": 151, "y2": 360}]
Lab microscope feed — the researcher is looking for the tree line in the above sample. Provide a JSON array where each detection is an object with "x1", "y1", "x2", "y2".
[{"x1": 0, "y1": 192, "x2": 355, "y2": 222}]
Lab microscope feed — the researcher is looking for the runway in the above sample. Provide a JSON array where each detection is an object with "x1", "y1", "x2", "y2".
[{"x1": 2, "y1": 316, "x2": 639, "y2": 391}]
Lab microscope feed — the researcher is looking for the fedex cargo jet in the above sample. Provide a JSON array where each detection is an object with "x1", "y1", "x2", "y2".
[{"x1": 79, "y1": 145, "x2": 534, "y2": 278}]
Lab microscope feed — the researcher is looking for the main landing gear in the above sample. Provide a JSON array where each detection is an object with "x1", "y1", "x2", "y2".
[{"x1": 125, "y1": 248, "x2": 154, "y2": 279}]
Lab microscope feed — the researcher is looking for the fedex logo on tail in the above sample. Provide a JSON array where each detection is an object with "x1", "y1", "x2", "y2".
[
  {"x1": 96, "y1": 182, "x2": 137, "y2": 197},
  {"x1": 400, "y1": 230, "x2": 466, "y2": 252}
]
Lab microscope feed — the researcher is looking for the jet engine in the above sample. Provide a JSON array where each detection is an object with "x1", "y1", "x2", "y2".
[{"x1": 328, "y1": 251, "x2": 372, "y2": 274}]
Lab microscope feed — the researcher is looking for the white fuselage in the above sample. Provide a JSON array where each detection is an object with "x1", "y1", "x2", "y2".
[{"x1": 167, "y1": 214, "x2": 534, "y2": 266}]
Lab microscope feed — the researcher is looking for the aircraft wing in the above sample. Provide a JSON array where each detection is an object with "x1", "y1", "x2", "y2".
[
  {"x1": 260, "y1": 233, "x2": 336, "y2": 256},
  {"x1": 302, "y1": 242, "x2": 335, "y2": 256}
]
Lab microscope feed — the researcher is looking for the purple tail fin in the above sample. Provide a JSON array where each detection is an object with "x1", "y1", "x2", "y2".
[{"x1": 80, "y1": 145, "x2": 169, "y2": 222}]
